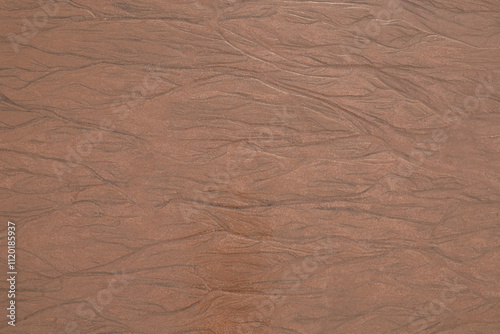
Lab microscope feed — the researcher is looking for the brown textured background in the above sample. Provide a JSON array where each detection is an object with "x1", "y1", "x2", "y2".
[{"x1": 1, "y1": 0, "x2": 499, "y2": 333}]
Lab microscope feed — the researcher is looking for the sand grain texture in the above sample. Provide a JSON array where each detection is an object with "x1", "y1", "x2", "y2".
[{"x1": 0, "y1": 0, "x2": 499, "y2": 333}]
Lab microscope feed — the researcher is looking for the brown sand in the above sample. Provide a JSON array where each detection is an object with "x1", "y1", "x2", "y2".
[{"x1": 0, "y1": 0, "x2": 499, "y2": 333}]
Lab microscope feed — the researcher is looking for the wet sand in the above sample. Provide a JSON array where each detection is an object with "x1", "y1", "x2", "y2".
[{"x1": 1, "y1": 0, "x2": 499, "y2": 333}]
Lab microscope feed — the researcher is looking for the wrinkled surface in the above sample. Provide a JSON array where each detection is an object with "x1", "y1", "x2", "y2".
[{"x1": 1, "y1": 0, "x2": 499, "y2": 333}]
